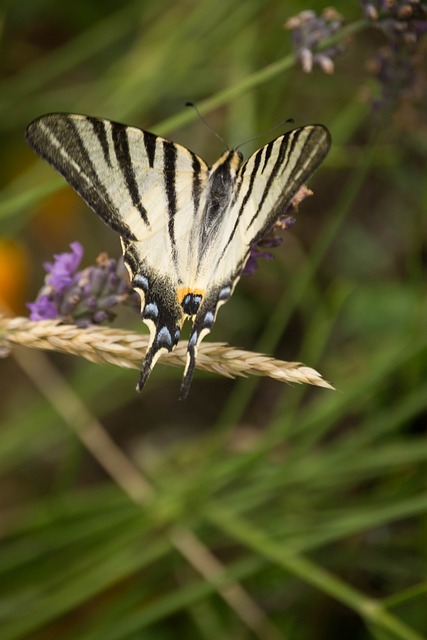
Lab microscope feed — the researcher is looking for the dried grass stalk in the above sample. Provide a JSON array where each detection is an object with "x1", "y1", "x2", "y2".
[{"x1": 0, "y1": 315, "x2": 334, "y2": 389}]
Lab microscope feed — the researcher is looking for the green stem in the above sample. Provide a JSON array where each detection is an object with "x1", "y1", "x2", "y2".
[
  {"x1": 207, "y1": 504, "x2": 425, "y2": 640},
  {"x1": 1, "y1": 18, "x2": 369, "y2": 224},
  {"x1": 156, "y1": 19, "x2": 368, "y2": 136},
  {"x1": 0, "y1": 1, "x2": 146, "y2": 114}
]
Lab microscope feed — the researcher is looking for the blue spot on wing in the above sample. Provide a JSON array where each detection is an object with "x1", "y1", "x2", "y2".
[
  {"x1": 219, "y1": 286, "x2": 231, "y2": 300},
  {"x1": 144, "y1": 302, "x2": 159, "y2": 319},
  {"x1": 203, "y1": 311, "x2": 214, "y2": 327},
  {"x1": 157, "y1": 326, "x2": 172, "y2": 348},
  {"x1": 132, "y1": 275, "x2": 149, "y2": 291}
]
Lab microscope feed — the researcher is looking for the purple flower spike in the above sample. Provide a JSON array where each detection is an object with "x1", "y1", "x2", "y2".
[
  {"x1": 285, "y1": 8, "x2": 346, "y2": 74},
  {"x1": 360, "y1": 0, "x2": 427, "y2": 109},
  {"x1": 28, "y1": 244, "x2": 138, "y2": 326},
  {"x1": 243, "y1": 188, "x2": 310, "y2": 276},
  {"x1": 27, "y1": 295, "x2": 59, "y2": 321},
  {"x1": 44, "y1": 241, "x2": 84, "y2": 292}
]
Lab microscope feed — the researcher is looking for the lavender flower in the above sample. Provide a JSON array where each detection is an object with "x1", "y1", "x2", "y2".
[
  {"x1": 360, "y1": 0, "x2": 427, "y2": 43},
  {"x1": 43, "y1": 240, "x2": 83, "y2": 291},
  {"x1": 244, "y1": 236, "x2": 284, "y2": 277},
  {"x1": 27, "y1": 294, "x2": 59, "y2": 321},
  {"x1": 243, "y1": 184, "x2": 313, "y2": 276},
  {"x1": 27, "y1": 242, "x2": 139, "y2": 326},
  {"x1": 360, "y1": 0, "x2": 427, "y2": 109},
  {"x1": 285, "y1": 8, "x2": 346, "y2": 74}
]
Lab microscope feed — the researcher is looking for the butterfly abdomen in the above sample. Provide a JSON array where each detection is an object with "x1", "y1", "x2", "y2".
[{"x1": 199, "y1": 150, "x2": 243, "y2": 248}]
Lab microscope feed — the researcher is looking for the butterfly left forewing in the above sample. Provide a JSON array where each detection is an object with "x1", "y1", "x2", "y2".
[
  {"x1": 26, "y1": 113, "x2": 211, "y2": 391},
  {"x1": 26, "y1": 114, "x2": 209, "y2": 243}
]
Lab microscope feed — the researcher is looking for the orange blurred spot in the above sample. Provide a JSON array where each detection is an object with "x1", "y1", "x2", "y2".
[{"x1": 0, "y1": 238, "x2": 29, "y2": 314}]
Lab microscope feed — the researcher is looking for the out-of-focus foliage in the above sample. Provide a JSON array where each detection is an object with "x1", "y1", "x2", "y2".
[{"x1": 1, "y1": 1, "x2": 427, "y2": 639}]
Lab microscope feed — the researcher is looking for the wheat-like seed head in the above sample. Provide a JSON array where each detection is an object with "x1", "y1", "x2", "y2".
[{"x1": 0, "y1": 315, "x2": 334, "y2": 389}]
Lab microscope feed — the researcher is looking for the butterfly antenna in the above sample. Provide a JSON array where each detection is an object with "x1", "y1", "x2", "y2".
[
  {"x1": 185, "y1": 102, "x2": 228, "y2": 149},
  {"x1": 236, "y1": 118, "x2": 295, "y2": 151}
]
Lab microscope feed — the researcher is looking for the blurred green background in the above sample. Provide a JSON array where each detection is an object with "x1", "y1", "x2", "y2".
[{"x1": 1, "y1": 1, "x2": 427, "y2": 639}]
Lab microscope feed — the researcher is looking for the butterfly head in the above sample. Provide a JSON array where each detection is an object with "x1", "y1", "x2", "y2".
[{"x1": 211, "y1": 149, "x2": 244, "y2": 177}]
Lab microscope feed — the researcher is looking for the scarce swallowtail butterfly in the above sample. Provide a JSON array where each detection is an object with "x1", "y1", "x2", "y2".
[{"x1": 25, "y1": 113, "x2": 331, "y2": 399}]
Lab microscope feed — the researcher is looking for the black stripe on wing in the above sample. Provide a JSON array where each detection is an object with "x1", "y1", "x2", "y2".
[
  {"x1": 88, "y1": 117, "x2": 112, "y2": 167},
  {"x1": 163, "y1": 140, "x2": 179, "y2": 270},
  {"x1": 25, "y1": 114, "x2": 137, "y2": 242},
  {"x1": 245, "y1": 131, "x2": 297, "y2": 231},
  {"x1": 111, "y1": 122, "x2": 150, "y2": 227},
  {"x1": 260, "y1": 140, "x2": 275, "y2": 173},
  {"x1": 191, "y1": 153, "x2": 204, "y2": 213},
  {"x1": 143, "y1": 130, "x2": 157, "y2": 168},
  {"x1": 219, "y1": 149, "x2": 263, "y2": 257},
  {"x1": 245, "y1": 126, "x2": 331, "y2": 239},
  {"x1": 216, "y1": 125, "x2": 330, "y2": 266}
]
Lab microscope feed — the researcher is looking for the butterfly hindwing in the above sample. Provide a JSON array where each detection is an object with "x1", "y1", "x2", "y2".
[
  {"x1": 26, "y1": 113, "x2": 331, "y2": 397},
  {"x1": 120, "y1": 239, "x2": 184, "y2": 390},
  {"x1": 180, "y1": 277, "x2": 237, "y2": 400}
]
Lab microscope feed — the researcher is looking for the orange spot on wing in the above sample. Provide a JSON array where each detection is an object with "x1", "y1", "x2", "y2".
[{"x1": 177, "y1": 287, "x2": 205, "y2": 303}]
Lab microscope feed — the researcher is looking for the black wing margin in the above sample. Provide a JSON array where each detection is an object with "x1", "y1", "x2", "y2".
[
  {"x1": 237, "y1": 124, "x2": 331, "y2": 247},
  {"x1": 25, "y1": 114, "x2": 140, "y2": 242}
]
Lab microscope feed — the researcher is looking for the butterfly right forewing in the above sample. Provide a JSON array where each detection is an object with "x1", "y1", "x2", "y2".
[
  {"x1": 231, "y1": 125, "x2": 331, "y2": 250},
  {"x1": 180, "y1": 125, "x2": 331, "y2": 398}
]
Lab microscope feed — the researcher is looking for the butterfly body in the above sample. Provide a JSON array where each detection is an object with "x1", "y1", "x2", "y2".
[{"x1": 26, "y1": 113, "x2": 330, "y2": 398}]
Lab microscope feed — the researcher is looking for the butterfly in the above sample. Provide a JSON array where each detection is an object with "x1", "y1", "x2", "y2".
[{"x1": 26, "y1": 113, "x2": 331, "y2": 398}]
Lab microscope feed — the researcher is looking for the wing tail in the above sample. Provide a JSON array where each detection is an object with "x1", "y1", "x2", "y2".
[
  {"x1": 136, "y1": 318, "x2": 183, "y2": 393},
  {"x1": 127, "y1": 261, "x2": 184, "y2": 393},
  {"x1": 137, "y1": 344, "x2": 164, "y2": 392},
  {"x1": 179, "y1": 281, "x2": 234, "y2": 400},
  {"x1": 137, "y1": 330, "x2": 175, "y2": 392},
  {"x1": 179, "y1": 335, "x2": 198, "y2": 401}
]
